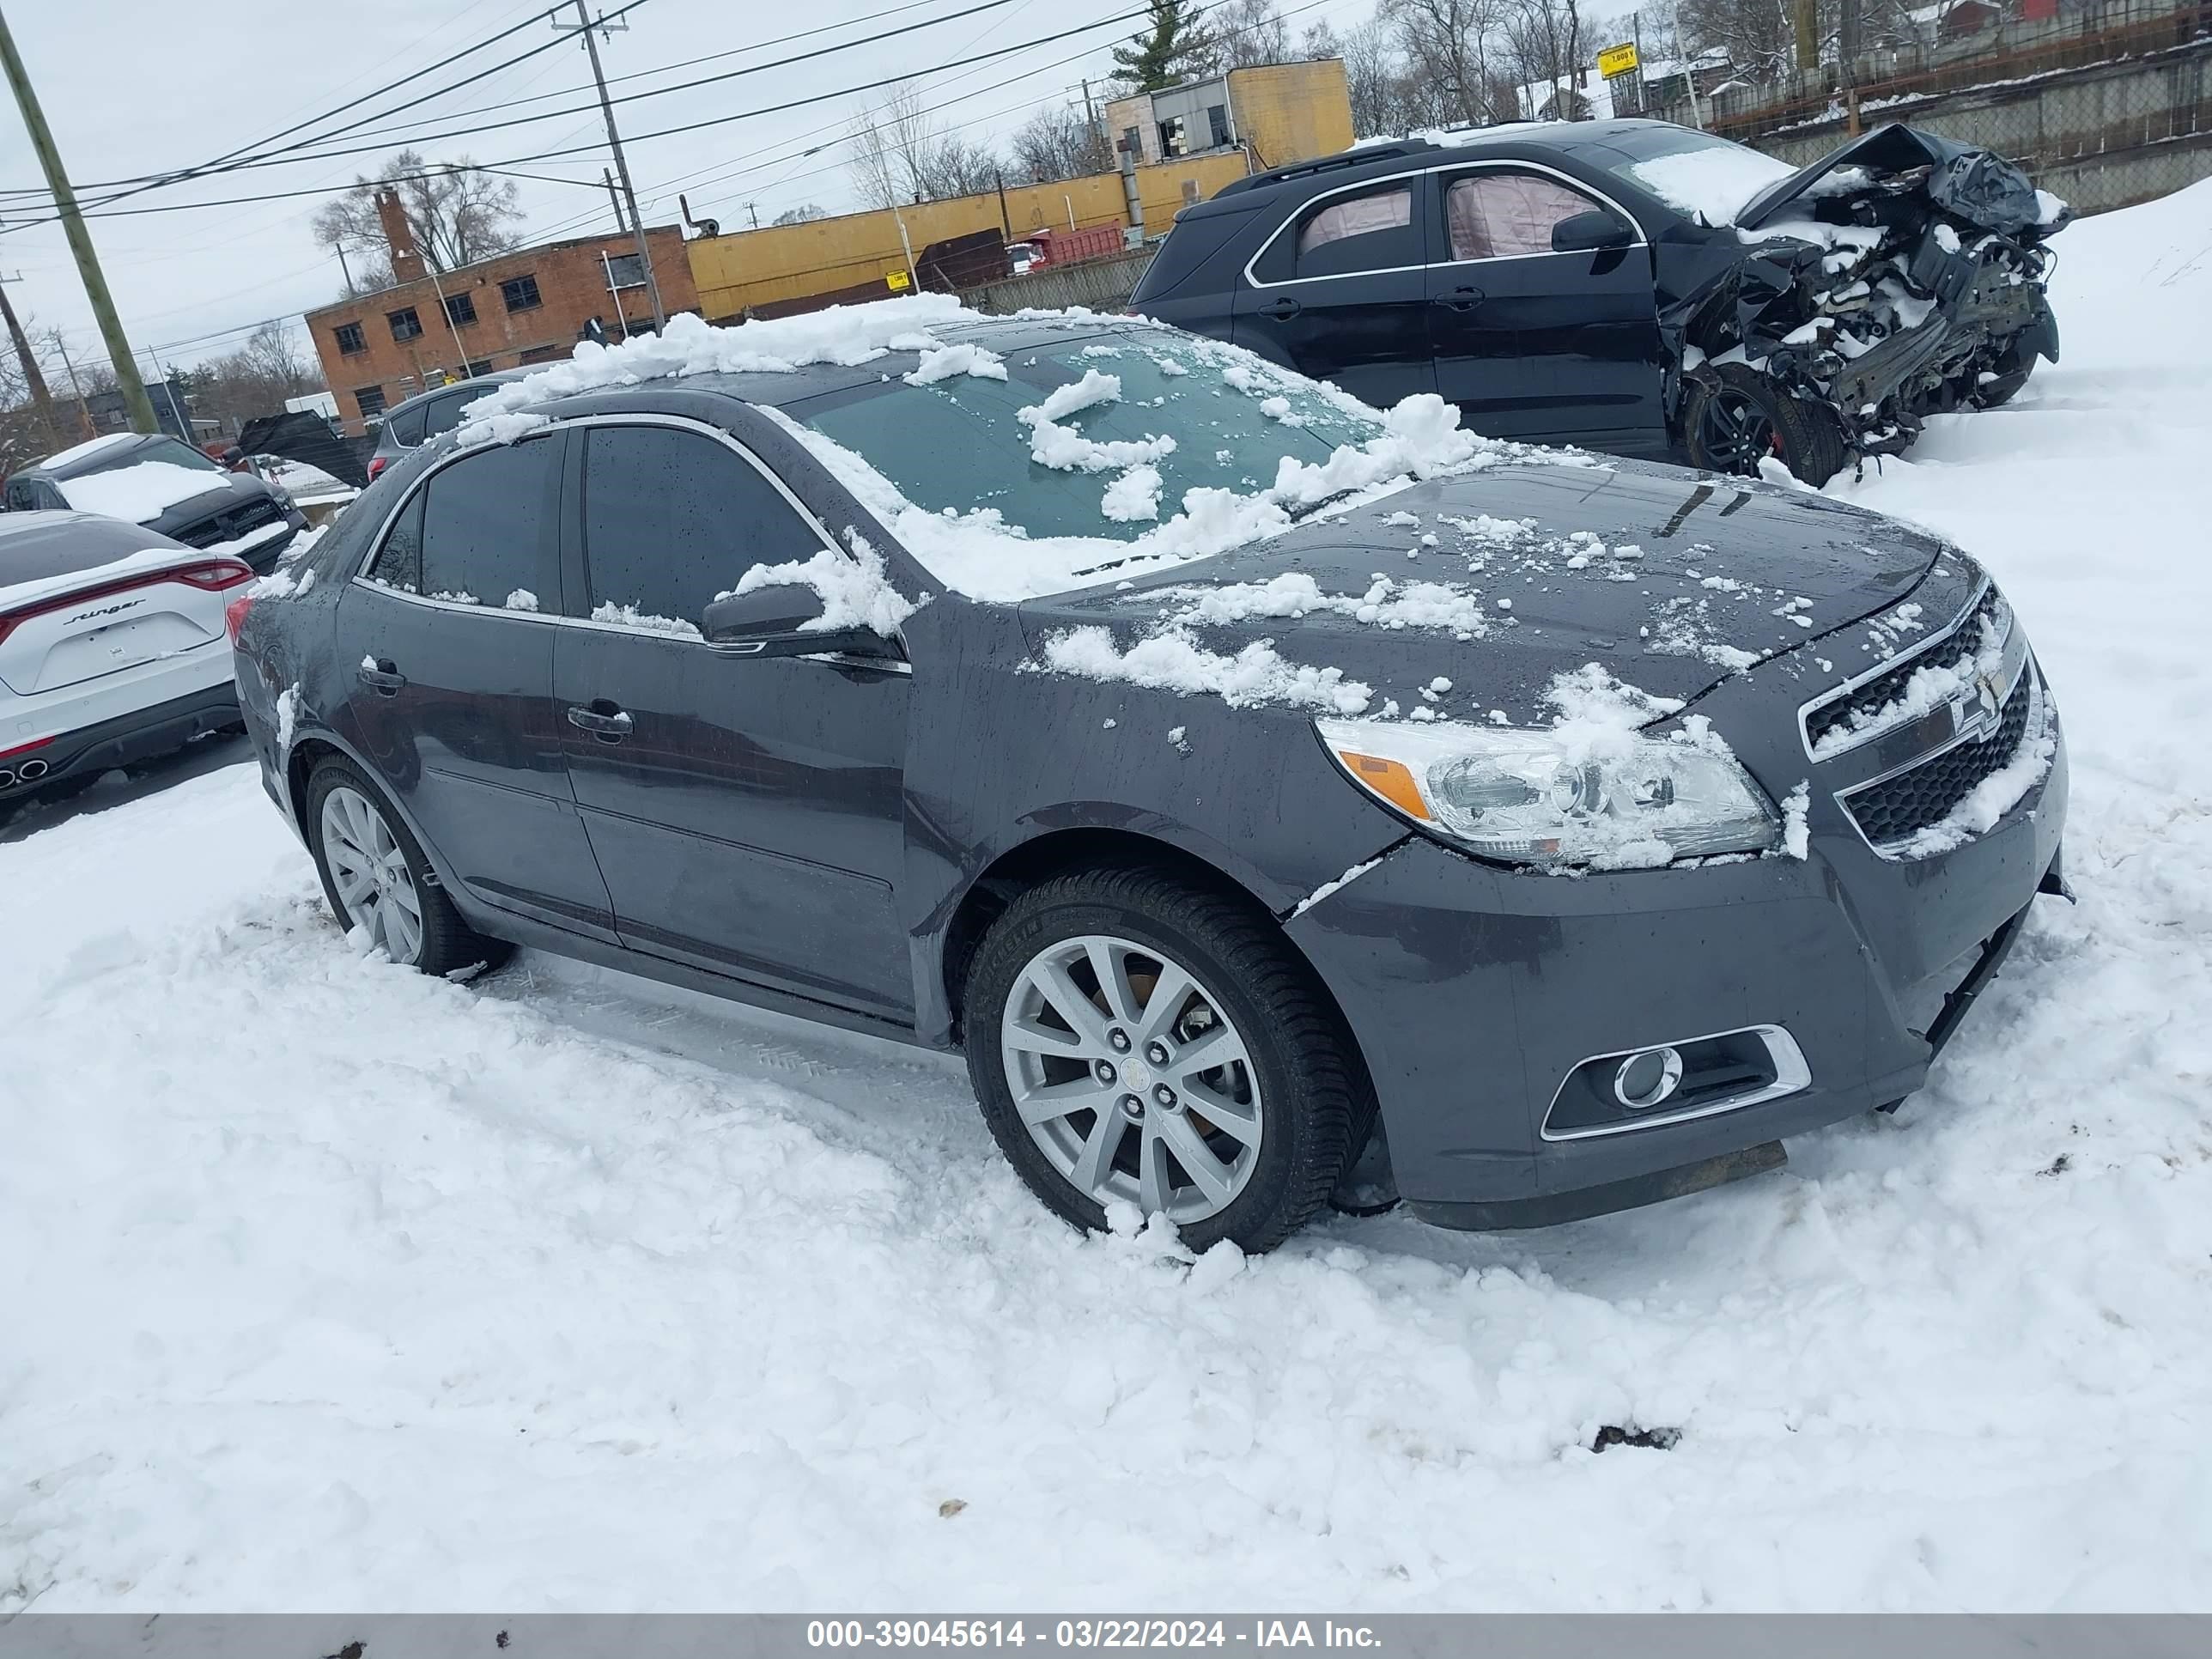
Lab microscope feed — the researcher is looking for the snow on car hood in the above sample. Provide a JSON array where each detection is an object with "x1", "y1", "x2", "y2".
[
  {"x1": 56, "y1": 461, "x2": 246, "y2": 526},
  {"x1": 1021, "y1": 460, "x2": 1954, "y2": 726}
]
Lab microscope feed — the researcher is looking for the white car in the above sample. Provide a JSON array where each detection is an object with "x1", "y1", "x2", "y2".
[{"x1": 0, "y1": 511, "x2": 255, "y2": 802}]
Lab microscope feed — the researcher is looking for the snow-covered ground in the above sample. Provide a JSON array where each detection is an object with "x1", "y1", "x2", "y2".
[{"x1": 5, "y1": 183, "x2": 2210, "y2": 1613}]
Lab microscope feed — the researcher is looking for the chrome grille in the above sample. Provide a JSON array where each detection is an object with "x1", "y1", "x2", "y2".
[
  {"x1": 1803, "y1": 585, "x2": 2007, "y2": 758},
  {"x1": 1842, "y1": 669, "x2": 2036, "y2": 848}
]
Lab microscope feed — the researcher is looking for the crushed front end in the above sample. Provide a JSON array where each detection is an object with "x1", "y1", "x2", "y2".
[{"x1": 1665, "y1": 124, "x2": 2069, "y2": 474}]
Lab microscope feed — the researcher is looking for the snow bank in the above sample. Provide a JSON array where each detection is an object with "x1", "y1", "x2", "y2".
[{"x1": 56, "y1": 461, "x2": 227, "y2": 524}]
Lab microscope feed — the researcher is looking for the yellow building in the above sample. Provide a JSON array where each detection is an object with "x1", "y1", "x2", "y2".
[
  {"x1": 1103, "y1": 59, "x2": 1354, "y2": 174},
  {"x1": 684, "y1": 59, "x2": 1354, "y2": 322}
]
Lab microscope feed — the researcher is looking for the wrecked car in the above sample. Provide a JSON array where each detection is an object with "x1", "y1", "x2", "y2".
[
  {"x1": 228, "y1": 306, "x2": 2068, "y2": 1254},
  {"x1": 1131, "y1": 118, "x2": 2068, "y2": 485}
]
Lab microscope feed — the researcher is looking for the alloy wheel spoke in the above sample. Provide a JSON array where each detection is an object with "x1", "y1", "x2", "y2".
[
  {"x1": 1069, "y1": 1103, "x2": 1128, "y2": 1194},
  {"x1": 1158, "y1": 1110, "x2": 1237, "y2": 1206},
  {"x1": 1028, "y1": 956, "x2": 1113, "y2": 1049},
  {"x1": 1138, "y1": 1123, "x2": 1175, "y2": 1213},
  {"x1": 1181, "y1": 1079, "x2": 1262, "y2": 1147},
  {"x1": 1166, "y1": 1022, "x2": 1245, "y2": 1082},
  {"x1": 1003, "y1": 1017, "x2": 1091, "y2": 1059},
  {"x1": 1016, "y1": 1077, "x2": 1120, "y2": 1127},
  {"x1": 1134, "y1": 960, "x2": 1194, "y2": 1044},
  {"x1": 1085, "y1": 938, "x2": 1143, "y2": 1027}
]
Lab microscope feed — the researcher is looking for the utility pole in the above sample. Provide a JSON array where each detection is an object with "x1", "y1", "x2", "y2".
[
  {"x1": 0, "y1": 271, "x2": 58, "y2": 446},
  {"x1": 0, "y1": 5, "x2": 158, "y2": 434},
  {"x1": 560, "y1": 3, "x2": 665, "y2": 330},
  {"x1": 51, "y1": 331, "x2": 94, "y2": 439},
  {"x1": 743, "y1": 202, "x2": 760, "y2": 231},
  {"x1": 602, "y1": 167, "x2": 626, "y2": 235}
]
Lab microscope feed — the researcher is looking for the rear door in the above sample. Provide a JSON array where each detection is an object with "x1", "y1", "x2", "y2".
[
  {"x1": 551, "y1": 417, "x2": 915, "y2": 1020},
  {"x1": 1232, "y1": 173, "x2": 1437, "y2": 408},
  {"x1": 1425, "y1": 165, "x2": 1665, "y2": 451},
  {"x1": 333, "y1": 434, "x2": 617, "y2": 939}
]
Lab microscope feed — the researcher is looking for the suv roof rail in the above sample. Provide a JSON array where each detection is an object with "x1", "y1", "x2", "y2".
[{"x1": 1213, "y1": 140, "x2": 1441, "y2": 198}]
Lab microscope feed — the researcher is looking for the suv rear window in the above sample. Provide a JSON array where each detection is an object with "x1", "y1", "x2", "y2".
[
  {"x1": 384, "y1": 398, "x2": 428, "y2": 448},
  {"x1": 423, "y1": 386, "x2": 487, "y2": 440}
]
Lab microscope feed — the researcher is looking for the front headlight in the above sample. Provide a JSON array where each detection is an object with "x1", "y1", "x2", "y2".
[{"x1": 1316, "y1": 717, "x2": 1781, "y2": 869}]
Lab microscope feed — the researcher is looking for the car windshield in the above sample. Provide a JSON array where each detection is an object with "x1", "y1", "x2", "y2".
[
  {"x1": 76, "y1": 437, "x2": 222, "y2": 477},
  {"x1": 1601, "y1": 128, "x2": 1797, "y2": 226},
  {"x1": 792, "y1": 333, "x2": 1377, "y2": 546}
]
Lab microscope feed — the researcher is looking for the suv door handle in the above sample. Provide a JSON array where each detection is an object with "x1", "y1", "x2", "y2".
[
  {"x1": 357, "y1": 659, "x2": 405, "y2": 695},
  {"x1": 1253, "y1": 296, "x2": 1302, "y2": 320},
  {"x1": 1433, "y1": 286, "x2": 1486, "y2": 311},
  {"x1": 566, "y1": 700, "x2": 633, "y2": 741}
]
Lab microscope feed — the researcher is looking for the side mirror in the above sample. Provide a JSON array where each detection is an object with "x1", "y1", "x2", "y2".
[
  {"x1": 1552, "y1": 210, "x2": 1634, "y2": 253},
  {"x1": 701, "y1": 582, "x2": 898, "y2": 660}
]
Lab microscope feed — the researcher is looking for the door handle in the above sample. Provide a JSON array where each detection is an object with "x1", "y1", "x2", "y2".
[
  {"x1": 1432, "y1": 287, "x2": 1486, "y2": 312},
  {"x1": 356, "y1": 659, "x2": 405, "y2": 696},
  {"x1": 566, "y1": 701, "x2": 633, "y2": 741},
  {"x1": 1253, "y1": 296, "x2": 1303, "y2": 320}
]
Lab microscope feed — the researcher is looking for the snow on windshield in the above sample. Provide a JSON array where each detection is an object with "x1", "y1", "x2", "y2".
[
  {"x1": 56, "y1": 460, "x2": 228, "y2": 525},
  {"x1": 453, "y1": 301, "x2": 1513, "y2": 605},
  {"x1": 1627, "y1": 143, "x2": 1797, "y2": 227}
]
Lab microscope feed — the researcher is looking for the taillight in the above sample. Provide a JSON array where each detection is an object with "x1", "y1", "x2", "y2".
[
  {"x1": 368, "y1": 456, "x2": 387, "y2": 481},
  {"x1": 224, "y1": 592, "x2": 256, "y2": 645},
  {"x1": 0, "y1": 735, "x2": 53, "y2": 762},
  {"x1": 0, "y1": 558, "x2": 257, "y2": 649}
]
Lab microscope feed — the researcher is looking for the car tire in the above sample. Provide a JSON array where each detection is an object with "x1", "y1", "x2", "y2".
[
  {"x1": 1970, "y1": 339, "x2": 2034, "y2": 410},
  {"x1": 1684, "y1": 363, "x2": 1850, "y2": 488},
  {"x1": 963, "y1": 864, "x2": 1369, "y2": 1254},
  {"x1": 305, "y1": 756, "x2": 512, "y2": 979}
]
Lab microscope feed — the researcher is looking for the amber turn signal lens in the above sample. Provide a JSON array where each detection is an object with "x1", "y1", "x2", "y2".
[{"x1": 1339, "y1": 750, "x2": 1431, "y2": 822}]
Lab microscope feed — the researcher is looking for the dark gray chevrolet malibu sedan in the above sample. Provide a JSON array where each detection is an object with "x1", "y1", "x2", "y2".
[{"x1": 228, "y1": 309, "x2": 2066, "y2": 1253}]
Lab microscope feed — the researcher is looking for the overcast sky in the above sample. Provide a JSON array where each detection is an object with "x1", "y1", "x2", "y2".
[{"x1": 0, "y1": 0, "x2": 1403, "y2": 377}]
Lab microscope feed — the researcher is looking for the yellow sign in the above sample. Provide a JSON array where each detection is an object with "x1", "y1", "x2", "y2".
[
  {"x1": 884, "y1": 268, "x2": 912, "y2": 293},
  {"x1": 1597, "y1": 42, "x2": 1640, "y2": 78}
]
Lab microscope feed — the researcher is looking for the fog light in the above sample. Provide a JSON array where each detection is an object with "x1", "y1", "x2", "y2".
[{"x1": 1613, "y1": 1047, "x2": 1684, "y2": 1109}]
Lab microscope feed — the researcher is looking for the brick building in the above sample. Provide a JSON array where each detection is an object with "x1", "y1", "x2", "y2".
[{"x1": 304, "y1": 188, "x2": 698, "y2": 432}]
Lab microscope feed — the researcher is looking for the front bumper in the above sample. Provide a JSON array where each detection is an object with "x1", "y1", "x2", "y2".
[{"x1": 1286, "y1": 714, "x2": 2067, "y2": 1229}]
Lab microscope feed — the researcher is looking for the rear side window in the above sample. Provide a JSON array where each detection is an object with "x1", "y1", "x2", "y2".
[
  {"x1": 365, "y1": 441, "x2": 552, "y2": 604},
  {"x1": 1444, "y1": 172, "x2": 1606, "y2": 260},
  {"x1": 422, "y1": 387, "x2": 483, "y2": 440},
  {"x1": 579, "y1": 426, "x2": 826, "y2": 634},
  {"x1": 1263, "y1": 183, "x2": 1419, "y2": 282},
  {"x1": 384, "y1": 398, "x2": 428, "y2": 448}
]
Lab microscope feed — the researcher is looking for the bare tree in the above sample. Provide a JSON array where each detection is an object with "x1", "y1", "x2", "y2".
[
  {"x1": 310, "y1": 150, "x2": 526, "y2": 276},
  {"x1": 1205, "y1": 0, "x2": 1293, "y2": 70},
  {"x1": 1006, "y1": 103, "x2": 1111, "y2": 185},
  {"x1": 1501, "y1": 0, "x2": 1587, "y2": 118},
  {"x1": 848, "y1": 81, "x2": 1006, "y2": 206},
  {"x1": 167, "y1": 322, "x2": 327, "y2": 437},
  {"x1": 772, "y1": 204, "x2": 830, "y2": 226},
  {"x1": 1382, "y1": 0, "x2": 1517, "y2": 127}
]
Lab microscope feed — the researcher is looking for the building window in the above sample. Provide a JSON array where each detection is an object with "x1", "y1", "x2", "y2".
[
  {"x1": 334, "y1": 321, "x2": 367, "y2": 356},
  {"x1": 604, "y1": 252, "x2": 646, "y2": 289},
  {"x1": 356, "y1": 385, "x2": 387, "y2": 419},
  {"x1": 1207, "y1": 103, "x2": 1231, "y2": 148},
  {"x1": 501, "y1": 274, "x2": 542, "y2": 313},
  {"x1": 444, "y1": 292, "x2": 477, "y2": 326},
  {"x1": 388, "y1": 307, "x2": 422, "y2": 343},
  {"x1": 465, "y1": 359, "x2": 494, "y2": 378},
  {"x1": 519, "y1": 343, "x2": 567, "y2": 364}
]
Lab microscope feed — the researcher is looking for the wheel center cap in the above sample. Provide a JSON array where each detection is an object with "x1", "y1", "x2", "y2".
[{"x1": 1119, "y1": 1056, "x2": 1155, "y2": 1092}]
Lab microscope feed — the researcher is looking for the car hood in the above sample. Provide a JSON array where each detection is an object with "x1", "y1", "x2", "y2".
[
  {"x1": 1018, "y1": 459, "x2": 1954, "y2": 725},
  {"x1": 1735, "y1": 121, "x2": 2062, "y2": 240},
  {"x1": 146, "y1": 473, "x2": 278, "y2": 529}
]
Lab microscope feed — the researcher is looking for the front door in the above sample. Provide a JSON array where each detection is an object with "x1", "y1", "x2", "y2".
[
  {"x1": 551, "y1": 419, "x2": 915, "y2": 1021},
  {"x1": 1426, "y1": 167, "x2": 1666, "y2": 453},
  {"x1": 333, "y1": 432, "x2": 617, "y2": 938},
  {"x1": 1233, "y1": 174, "x2": 1437, "y2": 409}
]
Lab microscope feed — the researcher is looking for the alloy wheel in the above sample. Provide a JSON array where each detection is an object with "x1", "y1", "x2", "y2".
[
  {"x1": 319, "y1": 785, "x2": 425, "y2": 965},
  {"x1": 1000, "y1": 933, "x2": 1265, "y2": 1225},
  {"x1": 1699, "y1": 387, "x2": 1780, "y2": 476}
]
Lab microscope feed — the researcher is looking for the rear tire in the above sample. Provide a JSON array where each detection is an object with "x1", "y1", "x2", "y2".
[
  {"x1": 963, "y1": 865, "x2": 1368, "y2": 1254},
  {"x1": 1683, "y1": 362, "x2": 1850, "y2": 488},
  {"x1": 305, "y1": 757, "x2": 512, "y2": 979}
]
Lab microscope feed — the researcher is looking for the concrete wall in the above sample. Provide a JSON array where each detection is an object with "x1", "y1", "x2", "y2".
[
  {"x1": 1659, "y1": 25, "x2": 2212, "y2": 216},
  {"x1": 684, "y1": 154, "x2": 1250, "y2": 322}
]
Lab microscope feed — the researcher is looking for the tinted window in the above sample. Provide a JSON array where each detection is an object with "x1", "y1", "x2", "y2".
[
  {"x1": 1283, "y1": 184, "x2": 1418, "y2": 280},
  {"x1": 366, "y1": 489, "x2": 424, "y2": 592},
  {"x1": 580, "y1": 427, "x2": 824, "y2": 632},
  {"x1": 416, "y1": 441, "x2": 553, "y2": 605},
  {"x1": 385, "y1": 398, "x2": 428, "y2": 447},
  {"x1": 75, "y1": 436, "x2": 217, "y2": 477},
  {"x1": 1445, "y1": 172, "x2": 1606, "y2": 260},
  {"x1": 422, "y1": 386, "x2": 488, "y2": 440}
]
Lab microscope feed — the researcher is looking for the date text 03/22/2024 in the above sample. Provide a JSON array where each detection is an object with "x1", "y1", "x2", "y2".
[{"x1": 805, "y1": 1619, "x2": 1384, "y2": 1649}]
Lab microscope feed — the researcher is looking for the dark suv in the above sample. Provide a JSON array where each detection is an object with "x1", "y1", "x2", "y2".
[
  {"x1": 1131, "y1": 119, "x2": 2063, "y2": 485},
  {"x1": 5, "y1": 434, "x2": 305, "y2": 572},
  {"x1": 367, "y1": 369, "x2": 530, "y2": 483}
]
